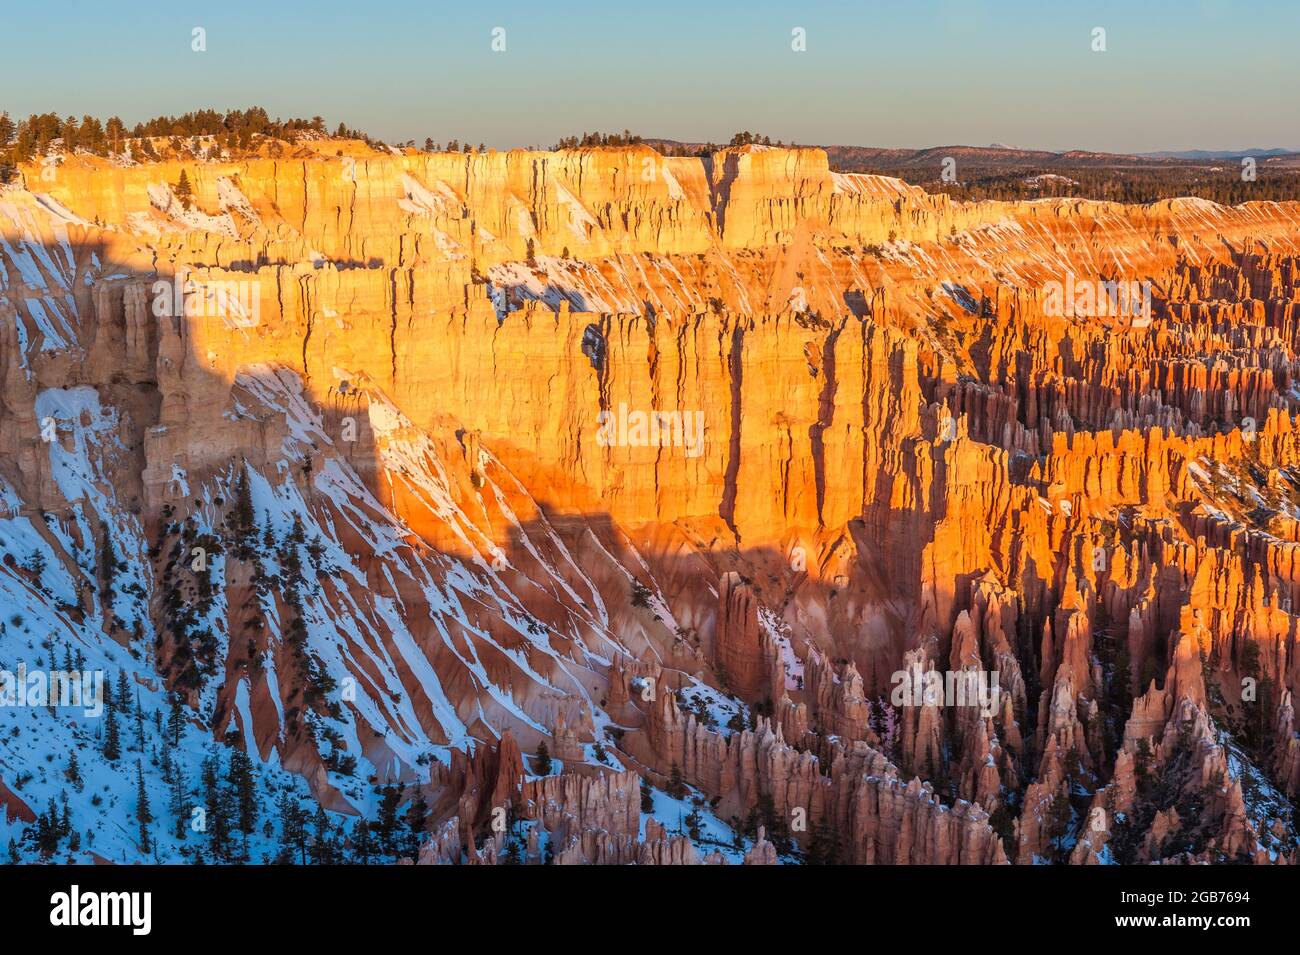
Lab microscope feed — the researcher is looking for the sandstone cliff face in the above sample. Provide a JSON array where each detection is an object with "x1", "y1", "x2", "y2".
[{"x1": 1, "y1": 142, "x2": 1297, "y2": 864}]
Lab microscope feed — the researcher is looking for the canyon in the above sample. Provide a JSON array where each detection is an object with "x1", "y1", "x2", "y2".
[{"x1": 0, "y1": 139, "x2": 1298, "y2": 864}]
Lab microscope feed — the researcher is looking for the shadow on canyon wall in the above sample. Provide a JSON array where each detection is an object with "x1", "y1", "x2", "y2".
[
  {"x1": 1, "y1": 233, "x2": 1055, "y2": 740},
  {"x1": 7, "y1": 230, "x2": 1232, "y2": 789}
]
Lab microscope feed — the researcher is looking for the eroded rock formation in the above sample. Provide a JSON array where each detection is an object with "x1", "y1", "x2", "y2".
[{"x1": 1, "y1": 141, "x2": 1297, "y2": 864}]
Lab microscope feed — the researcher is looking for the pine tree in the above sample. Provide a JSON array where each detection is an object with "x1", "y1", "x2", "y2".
[
  {"x1": 135, "y1": 760, "x2": 153, "y2": 853},
  {"x1": 65, "y1": 752, "x2": 81, "y2": 789},
  {"x1": 167, "y1": 693, "x2": 185, "y2": 747},
  {"x1": 103, "y1": 703, "x2": 121, "y2": 761},
  {"x1": 175, "y1": 169, "x2": 193, "y2": 209},
  {"x1": 1107, "y1": 633, "x2": 1131, "y2": 698},
  {"x1": 160, "y1": 734, "x2": 173, "y2": 783},
  {"x1": 99, "y1": 529, "x2": 119, "y2": 605},
  {"x1": 201, "y1": 751, "x2": 232, "y2": 861},
  {"x1": 640, "y1": 777, "x2": 654, "y2": 813},
  {"x1": 534, "y1": 742, "x2": 552, "y2": 775},
  {"x1": 988, "y1": 801, "x2": 1015, "y2": 857},
  {"x1": 105, "y1": 116, "x2": 125, "y2": 154},
  {"x1": 34, "y1": 797, "x2": 60, "y2": 857},
  {"x1": 666, "y1": 762, "x2": 687, "y2": 799},
  {"x1": 1045, "y1": 792, "x2": 1073, "y2": 862},
  {"x1": 310, "y1": 805, "x2": 336, "y2": 864},
  {"x1": 115, "y1": 669, "x2": 130, "y2": 712},
  {"x1": 351, "y1": 819, "x2": 375, "y2": 864},
  {"x1": 134, "y1": 688, "x2": 145, "y2": 751},
  {"x1": 168, "y1": 753, "x2": 188, "y2": 839},
  {"x1": 684, "y1": 806, "x2": 703, "y2": 841},
  {"x1": 404, "y1": 791, "x2": 429, "y2": 859},
  {"x1": 504, "y1": 838, "x2": 522, "y2": 865},
  {"x1": 376, "y1": 783, "x2": 404, "y2": 853},
  {"x1": 276, "y1": 793, "x2": 308, "y2": 864},
  {"x1": 228, "y1": 748, "x2": 258, "y2": 838},
  {"x1": 806, "y1": 820, "x2": 842, "y2": 865},
  {"x1": 230, "y1": 467, "x2": 256, "y2": 560}
]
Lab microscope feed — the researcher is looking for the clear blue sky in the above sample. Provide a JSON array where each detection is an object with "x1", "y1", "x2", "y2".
[{"x1": 3, "y1": 0, "x2": 1296, "y2": 152}]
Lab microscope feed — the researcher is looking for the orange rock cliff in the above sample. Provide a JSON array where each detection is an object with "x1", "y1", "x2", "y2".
[{"x1": 1, "y1": 141, "x2": 1298, "y2": 864}]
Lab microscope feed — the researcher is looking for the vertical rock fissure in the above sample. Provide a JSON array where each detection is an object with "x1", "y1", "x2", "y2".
[
  {"x1": 719, "y1": 319, "x2": 744, "y2": 537},
  {"x1": 299, "y1": 274, "x2": 313, "y2": 383},
  {"x1": 388, "y1": 268, "x2": 398, "y2": 385},
  {"x1": 709, "y1": 151, "x2": 741, "y2": 240},
  {"x1": 646, "y1": 319, "x2": 663, "y2": 511},
  {"x1": 810, "y1": 324, "x2": 841, "y2": 527}
]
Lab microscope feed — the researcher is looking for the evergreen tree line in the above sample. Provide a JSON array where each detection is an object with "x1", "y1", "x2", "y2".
[
  {"x1": 552, "y1": 130, "x2": 789, "y2": 155},
  {"x1": 9, "y1": 689, "x2": 434, "y2": 864},
  {"x1": 420, "y1": 138, "x2": 487, "y2": 154},
  {"x1": 551, "y1": 129, "x2": 646, "y2": 150},
  {"x1": 883, "y1": 164, "x2": 1300, "y2": 205},
  {"x1": 5, "y1": 107, "x2": 1297, "y2": 204},
  {"x1": 0, "y1": 107, "x2": 380, "y2": 168}
]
